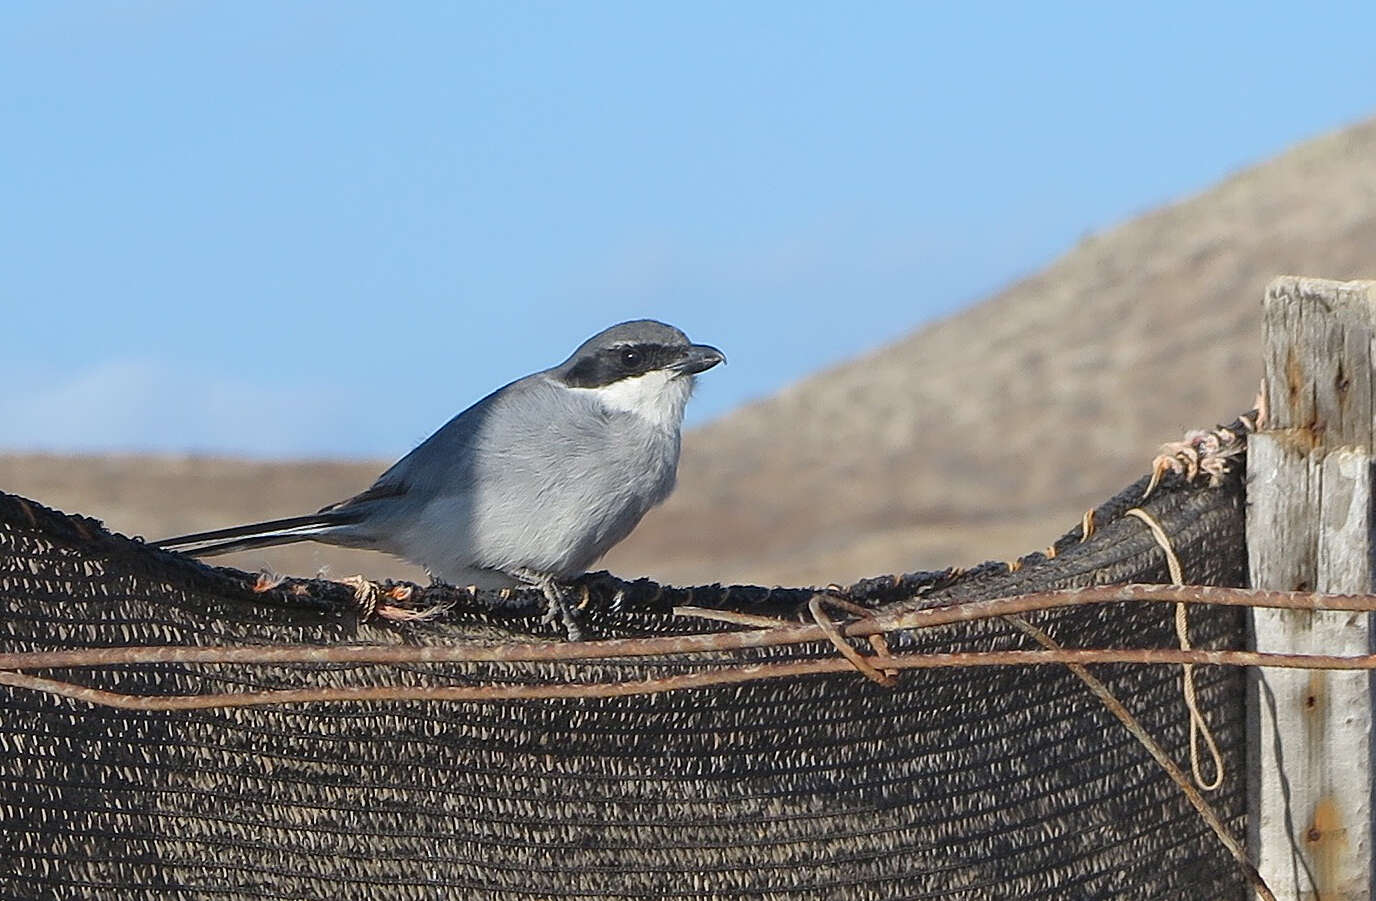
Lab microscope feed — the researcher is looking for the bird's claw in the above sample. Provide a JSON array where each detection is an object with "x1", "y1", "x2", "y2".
[
  {"x1": 546, "y1": 583, "x2": 586, "y2": 642},
  {"x1": 516, "y1": 569, "x2": 586, "y2": 641}
]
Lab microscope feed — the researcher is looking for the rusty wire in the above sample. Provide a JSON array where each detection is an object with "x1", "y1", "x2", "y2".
[
  {"x1": 7, "y1": 646, "x2": 1376, "y2": 712},
  {"x1": 0, "y1": 583, "x2": 1370, "y2": 677},
  {"x1": 1, "y1": 585, "x2": 1376, "y2": 712},
  {"x1": 1003, "y1": 614, "x2": 1275, "y2": 901}
]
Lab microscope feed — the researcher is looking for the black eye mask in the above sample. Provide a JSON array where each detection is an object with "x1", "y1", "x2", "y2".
[{"x1": 561, "y1": 343, "x2": 681, "y2": 388}]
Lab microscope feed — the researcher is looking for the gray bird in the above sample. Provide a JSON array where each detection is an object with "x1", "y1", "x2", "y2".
[{"x1": 155, "y1": 320, "x2": 725, "y2": 638}]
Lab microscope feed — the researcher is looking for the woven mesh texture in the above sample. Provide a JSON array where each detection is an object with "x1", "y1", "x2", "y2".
[{"x1": 0, "y1": 450, "x2": 1249, "y2": 899}]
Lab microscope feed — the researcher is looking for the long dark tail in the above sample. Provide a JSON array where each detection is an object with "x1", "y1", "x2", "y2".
[{"x1": 153, "y1": 510, "x2": 363, "y2": 558}]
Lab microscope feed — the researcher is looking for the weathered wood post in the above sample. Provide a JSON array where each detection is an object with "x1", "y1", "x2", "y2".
[{"x1": 1249, "y1": 277, "x2": 1376, "y2": 900}]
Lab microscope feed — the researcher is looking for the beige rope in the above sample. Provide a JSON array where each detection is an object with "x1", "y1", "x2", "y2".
[
  {"x1": 1125, "y1": 507, "x2": 1224, "y2": 791},
  {"x1": 341, "y1": 575, "x2": 379, "y2": 620}
]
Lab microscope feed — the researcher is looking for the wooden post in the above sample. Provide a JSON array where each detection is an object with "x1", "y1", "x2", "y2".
[{"x1": 1249, "y1": 277, "x2": 1376, "y2": 900}]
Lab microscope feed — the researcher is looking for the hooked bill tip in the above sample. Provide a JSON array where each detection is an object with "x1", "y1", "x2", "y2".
[{"x1": 676, "y1": 344, "x2": 725, "y2": 374}]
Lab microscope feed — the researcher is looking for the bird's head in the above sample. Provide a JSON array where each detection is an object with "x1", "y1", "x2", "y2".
[{"x1": 554, "y1": 320, "x2": 725, "y2": 430}]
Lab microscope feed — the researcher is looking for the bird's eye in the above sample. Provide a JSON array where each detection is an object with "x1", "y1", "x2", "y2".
[{"x1": 619, "y1": 349, "x2": 642, "y2": 368}]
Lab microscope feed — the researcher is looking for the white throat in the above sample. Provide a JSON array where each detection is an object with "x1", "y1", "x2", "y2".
[{"x1": 575, "y1": 370, "x2": 694, "y2": 431}]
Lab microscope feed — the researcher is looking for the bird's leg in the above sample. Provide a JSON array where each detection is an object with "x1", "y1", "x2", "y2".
[{"x1": 513, "y1": 569, "x2": 586, "y2": 642}]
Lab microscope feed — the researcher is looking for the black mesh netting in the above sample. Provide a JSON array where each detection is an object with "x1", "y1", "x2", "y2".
[{"x1": 0, "y1": 427, "x2": 1251, "y2": 900}]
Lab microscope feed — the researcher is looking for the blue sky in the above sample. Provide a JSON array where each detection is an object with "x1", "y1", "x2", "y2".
[{"x1": 2, "y1": 2, "x2": 1374, "y2": 458}]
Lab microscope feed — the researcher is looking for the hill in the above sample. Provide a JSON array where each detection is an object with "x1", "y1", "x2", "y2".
[{"x1": 608, "y1": 116, "x2": 1376, "y2": 584}]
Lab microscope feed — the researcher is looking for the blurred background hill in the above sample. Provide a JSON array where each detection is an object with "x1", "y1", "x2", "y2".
[
  {"x1": 612, "y1": 118, "x2": 1376, "y2": 584},
  {"x1": 5, "y1": 118, "x2": 1374, "y2": 586}
]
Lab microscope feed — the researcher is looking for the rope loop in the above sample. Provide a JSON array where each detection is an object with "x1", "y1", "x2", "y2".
[{"x1": 1125, "y1": 507, "x2": 1224, "y2": 792}]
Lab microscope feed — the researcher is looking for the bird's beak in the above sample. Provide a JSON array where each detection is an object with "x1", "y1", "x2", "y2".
[{"x1": 672, "y1": 344, "x2": 726, "y2": 375}]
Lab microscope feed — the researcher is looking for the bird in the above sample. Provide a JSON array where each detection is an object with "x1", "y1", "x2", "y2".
[{"x1": 155, "y1": 320, "x2": 725, "y2": 639}]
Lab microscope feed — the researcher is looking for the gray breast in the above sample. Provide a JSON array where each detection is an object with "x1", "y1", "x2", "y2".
[{"x1": 385, "y1": 376, "x2": 681, "y2": 581}]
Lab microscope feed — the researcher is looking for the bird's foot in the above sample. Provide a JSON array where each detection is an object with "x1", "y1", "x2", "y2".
[{"x1": 514, "y1": 569, "x2": 586, "y2": 641}]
